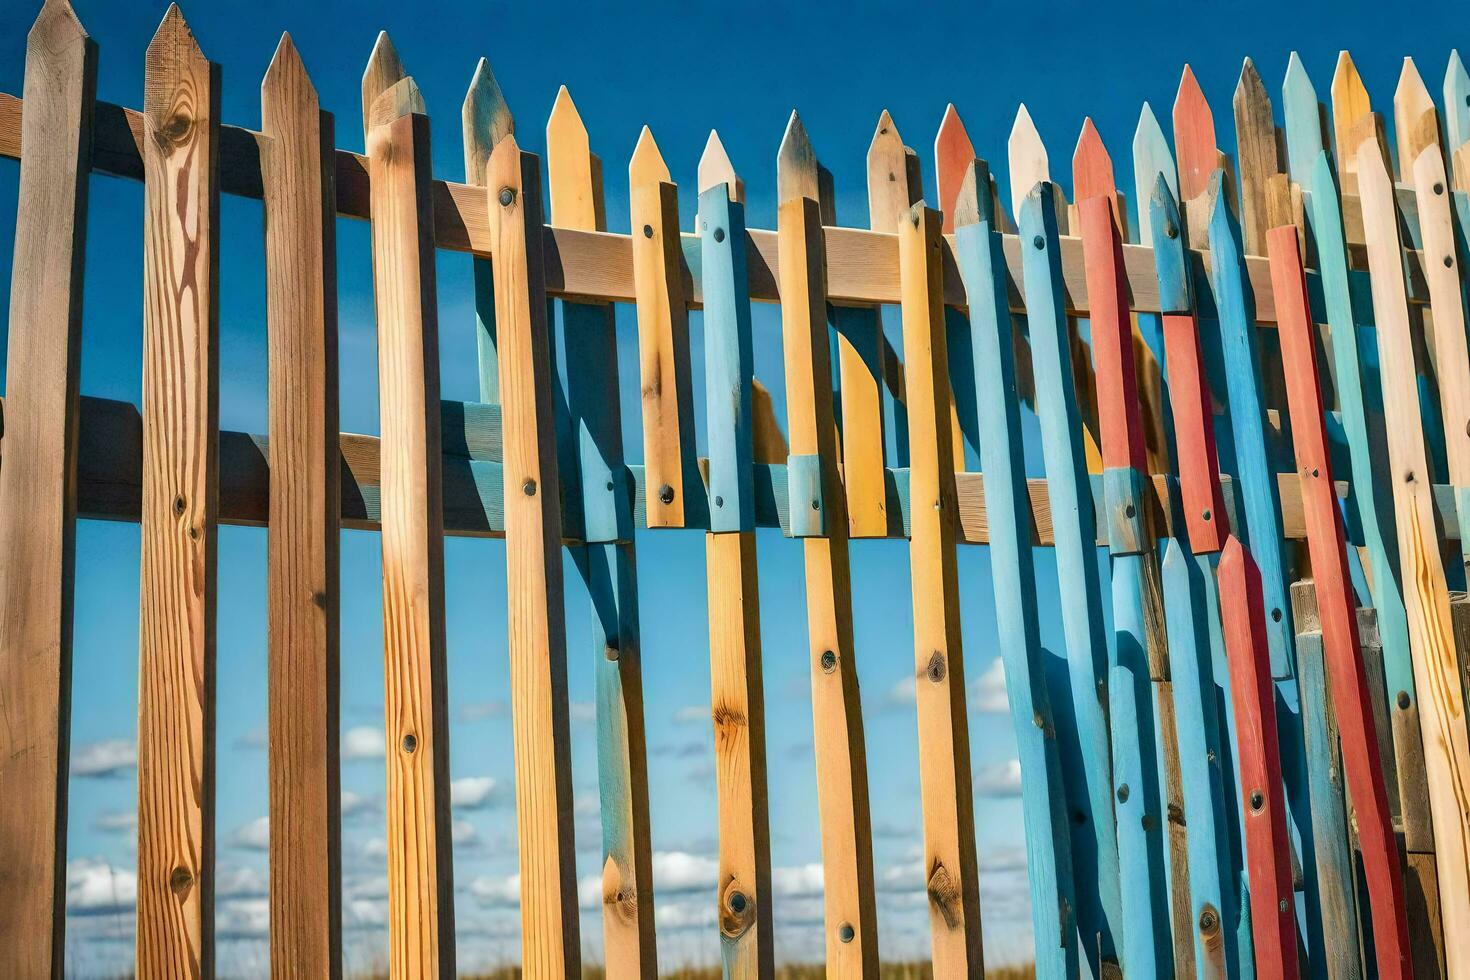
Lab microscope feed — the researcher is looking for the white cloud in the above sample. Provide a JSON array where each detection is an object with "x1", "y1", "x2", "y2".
[
  {"x1": 884, "y1": 675, "x2": 917, "y2": 707},
  {"x1": 772, "y1": 862, "x2": 823, "y2": 898},
  {"x1": 671, "y1": 704, "x2": 709, "y2": 725},
  {"x1": 971, "y1": 657, "x2": 1009, "y2": 713},
  {"x1": 974, "y1": 759, "x2": 1023, "y2": 798},
  {"x1": 217, "y1": 864, "x2": 267, "y2": 899},
  {"x1": 652, "y1": 850, "x2": 720, "y2": 893},
  {"x1": 71, "y1": 739, "x2": 137, "y2": 778},
  {"x1": 469, "y1": 872, "x2": 521, "y2": 907},
  {"x1": 460, "y1": 700, "x2": 508, "y2": 722},
  {"x1": 341, "y1": 790, "x2": 374, "y2": 819},
  {"x1": 451, "y1": 776, "x2": 496, "y2": 809},
  {"x1": 94, "y1": 810, "x2": 137, "y2": 834},
  {"x1": 342, "y1": 726, "x2": 385, "y2": 761},
  {"x1": 452, "y1": 819, "x2": 479, "y2": 848},
  {"x1": 569, "y1": 700, "x2": 595, "y2": 724},
  {"x1": 231, "y1": 816, "x2": 271, "y2": 851},
  {"x1": 217, "y1": 897, "x2": 269, "y2": 938},
  {"x1": 67, "y1": 858, "x2": 137, "y2": 914},
  {"x1": 234, "y1": 727, "x2": 266, "y2": 750}
]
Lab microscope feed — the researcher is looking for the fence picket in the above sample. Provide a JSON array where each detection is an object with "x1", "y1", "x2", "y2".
[
  {"x1": 261, "y1": 33, "x2": 342, "y2": 975},
  {"x1": 136, "y1": 8, "x2": 220, "y2": 975},
  {"x1": 363, "y1": 37, "x2": 456, "y2": 976},
  {"x1": 0, "y1": 1, "x2": 96, "y2": 974}
]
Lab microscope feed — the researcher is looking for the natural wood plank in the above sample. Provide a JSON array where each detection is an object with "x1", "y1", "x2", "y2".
[
  {"x1": 1269, "y1": 225, "x2": 1411, "y2": 976},
  {"x1": 1233, "y1": 58, "x2": 1285, "y2": 258},
  {"x1": 136, "y1": 8, "x2": 220, "y2": 975},
  {"x1": 898, "y1": 202, "x2": 983, "y2": 974},
  {"x1": 773, "y1": 115, "x2": 878, "y2": 975},
  {"x1": 954, "y1": 161, "x2": 1085, "y2": 977},
  {"x1": 487, "y1": 134, "x2": 582, "y2": 977},
  {"x1": 1332, "y1": 52, "x2": 1374, "y2": 197},
  {"x1": 629, "y1": 127, "x2": 699, "y2": 527},
  {"x1": 0, "y1": 2, "x2": 95, "y2": 974},
  {"x1": 1393, "y1": 59, "x2": 1439, "y2": 182},
  {"x1": 260, "y1": 33, "x2": 342, "y2": 976},
  {"x1": 364, "y1": 49, "x2": 456, "y2": 976},
  {"x1": 1356, "y1": 135, "x2": 1470, "y2": 974},
  {"x1": 546, "y1": 87, "x2": 656, "y2": 978}
]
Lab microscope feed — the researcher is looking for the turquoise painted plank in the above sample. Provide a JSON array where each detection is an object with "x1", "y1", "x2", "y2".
[
  {"x1": 565, "y1": 301, "x2": 632, "y2": 543},
  {"x1": 955, "y1": 212, "x2": 1086, "y2": 978},
  {"x1": 1281, "y1": 53, "x2": 1326, "y2": 188},
  {"x1": 1448, "y1": 51, "x2": 1470, "y2": 158},
  {"x1": 1302, "y1": 150, "x2": 1419, "y2": 734},
  {"x1": 471, "y1": 259, "x2": 500, "y2": 405},
  {"x1": 1020, "y1": 182, "x2": 1169, "y2": 977},
  {"x1": 1162, "y1": 539, "x2": 1241, "y2": 980},
  {"x1": 1203, "y1": 171, "x2": 1295, "y2": 677},
  {"x1": 697, "y1": 185, "x2": 756, "y2": 533}
]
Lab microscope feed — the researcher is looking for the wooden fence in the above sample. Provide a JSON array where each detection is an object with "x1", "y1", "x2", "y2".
[{"x1": 1, "y1": 1, "x2": 1469, "y2": 977}]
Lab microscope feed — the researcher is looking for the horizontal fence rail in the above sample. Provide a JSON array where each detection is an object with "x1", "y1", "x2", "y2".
[{"x1": 3, "y1": 3, "x2": 1470, "y2": 978}]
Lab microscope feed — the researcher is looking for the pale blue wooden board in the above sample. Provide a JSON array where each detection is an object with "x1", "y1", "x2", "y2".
[
  {"x1": 956, "y1": 217, "x2": 1084, "y2": 978},
  {"x1": 1448, "y1": 51, "x2": 1470, "y2": 157}
]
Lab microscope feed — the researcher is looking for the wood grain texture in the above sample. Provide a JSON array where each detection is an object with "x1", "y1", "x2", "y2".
[
  {"x1": 261, "y1": 33, "x2": 342, "y2": 978},
  {"x1": 486, "y1": 135, "x2": 582, "y2": 977},
  {"x1": 136, "y1": 8, "x2": 221, "y2": 976},
  {"x1": 1332, "y1": 52, "x2": 1373, "y2": 196},
  {"x1": 898, "y1": 202, "x2": 983, "y2": 975},
  {"x1": 775, "y1": 114, "x2": 878, "y2": 976},
  {"x1": 546, "y1": 88, "x2": 656, "y2": 977},
  {"x1": 1356, "y1": 136, "x2": 1470, "y2": 973},
  {"x1": 953, "y1": 175, "x2": 1085, "y2": 978},
  {"x1": 1217, "y1": 539, "x2": 1300, "y2": 980},
  {"x1": 629, "y1": 128, "x2": 699, "y2": 527},
  {"x1": 366, "y1": 75, "x2": 456, "y2": 975},
  {"x1": 0, "y1": 2, "x2": 95, "y2": 975},
  {"x1": 1268, "y1": 224, "x2": 1411, "y2": 976},
  {"x1": 1393, "y1": 59, "x2": 1438, "y2": 181},
  {"x1": 1233, "y1": 59, "x2": 1285, "y2": 257}
]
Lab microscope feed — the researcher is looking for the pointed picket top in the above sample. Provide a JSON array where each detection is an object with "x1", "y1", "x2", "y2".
[
  {"x1": 1280, "y1": 52, "x2": 1324, "y2": 186},
  {"x1": 777, "y1": 111, "x2": 820, "y2": 206},
  {"x1": 1393, "y1": 57, "x2": 1439, "y2": 175},
  {"x1": 263, "y1": 32, "x2": 316, "y2": 101},
  {"x1": 462, "y1": 57, "x2": 512, "y2": 187},
  {"x1": 1447, "y1": 51, "x2": 1470, "y2": 156},
  {"x1": 867, "y1": 109, "x2": 916, "y2": 233},
  {"x1": 1008, "y1": 104, "x2": 1049, "y2": 223},
  {"x1": 1233, "y1": 57, "x2": 1282, "y2": 255},
  {"x1": 629, "y1": 125, "x2": 671, "y2": 189},
  {"x1": 365, "y1": 75, "x2": 424, "y2": 132},
  {"x1": 1331, "y1": 51, "x2": 1372, "y2": 180},
  {"x1": 1132, "y1": 103, "x2": 1176, "y2": 242},
  {"x1": 1173, "y1": 64, "x2": 1217, "y2": 204},
  {"x1": 362, "y1": 31, "x2": 406, "y2": 140},
  {"x1": 30, "y1": 0, "x2": 89, "y2": 48},
  {"x1": 936, "y1": 103, "x2": 976, "y2": 232},
  {"x1": 546, "y1": 86, "x2": 603, "y2": 231},
  {"x1": 1072, "y1": 116, "x2": 1117, "y2": 205},
  {"x1": 952, "y1": 158, "x2": 997, "y2": 230},
  {"x1": 145, "y1": 5, "x2": 212, "y2": 124},
  {"x1": 696, "y1": 129, "x2": 742, "y2": 203}
]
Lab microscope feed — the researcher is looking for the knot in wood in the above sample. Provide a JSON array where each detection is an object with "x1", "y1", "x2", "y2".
[
  {"x1": 926, "y1": 861, "x2": 963, "y2": 929},
  {"x1": 719, "y1": 878, "x2": 755, "y2": 937},
  {"x1": 169, "y1": 866, "x2": 194, "y2": 895},
  {"x1": 925, "y1": 651, "x2": 946, "y2": 683}
]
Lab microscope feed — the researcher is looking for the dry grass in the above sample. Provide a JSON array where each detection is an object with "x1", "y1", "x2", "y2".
[{"x1": 448, "y1": 964, "x2": 1035, "y2": 980}]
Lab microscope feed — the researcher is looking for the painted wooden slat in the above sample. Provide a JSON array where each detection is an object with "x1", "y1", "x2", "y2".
[
  {"x1": 462, "y1": 57, "x2": 511, "y2": 404},
  {"x1": 485, "y1": 133, "x2": 584, "y2": 977},
  {"x1": 1448, "y1": 51, "x2": 1470, "y2": 192},
  {"x1": 1074, "y1": 144, "x2": 1193, "y2": 975},
  {"x1": 0, "y1": 1, "x2": 95, "y2": 973},
  {"x1": 1174, "y1": 66, "x2": 1223, "y2": 250},
  {"x1": 136, "y1": 9, "x2": 220, "y2": 975},
  {"x1": 1127, "y1": 104, "x2": 1180, "y2": 479},
  {"x1": 545, "y1": 88, "x2": 656, "y2": 977},
  {"x1": 1356, "y1": 135, "x2": 1470, "y2": 973},
  {"x1": 897, "y1": 200, "x2": 983, "y2": 973},
  {"x1": 1268, "y1": 224, "x2": 1411, "y2": 976},
  {"x1": 953, "y1": 159, "x2": 1082, "y2": 979},
  {"x1": 362, "y1": 43, "x2": 457, "y2": 977},
  {"x1": 629, "y1": 127, "x2": 700, "y2": 527},
  {"x1": 1217, "y1": 539, "x2": 1300, "y2": 980},
  {"x1": 1284, "y1": 584, "x2": 1360, "y2": 980},
  {"x1": 1332, "y1": 53, "x2": 1374, "y2": 197},
  {"x1": 1280, "y1": 54, "x2": 1326, "y2": 188},
  {"x1": 1020, "y1": 181, "x2": 1170, "y2": 976},
  {"x1": 773, "y1": 114, "x2": 880, "y2": 975},
  {"x1": 261, "y1": 33, "x2": 342, "y2": 975}
]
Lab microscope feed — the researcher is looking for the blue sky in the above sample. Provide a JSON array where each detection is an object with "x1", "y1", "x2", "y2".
[{"x1": 0, "y1": 0, "x2": 1463, "y2": 975}]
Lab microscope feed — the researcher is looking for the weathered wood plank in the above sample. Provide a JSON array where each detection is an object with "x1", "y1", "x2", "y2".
[
  {"x1": 545, "y1": 87, "x2": 655, "y2": 977},
  {"x1": 1270, "y1": 225, "x2": 1411, "y2": 976},
  {"x1": 0, "y1": 2, "x2": 96, "y2": 974},
  {"x1": 486, "y1": 133, "x2": 582, "y2": 976},
  {"x1": 898, "y1": 201, "x2": 983, "y2": 974},
  {"x1": 955, "y1": 161, "x2": 1082, "y2": 978},
  {"x1": 1356, "y1": 134, "x2": 1470, "y2": 973},
  {"x1": 136, "y1": 8, "x2": 220, "y2": 976},
  {"x1": 773, "y1": 115, "x2": 879, "y2": 975},
  {"x1": 1234, "y1": 59, "x2": 1286, "y2": 258},
  {"x1": 261, "y1": 34, "x2": 342, "y2": 976},
  {"x1": 363, "y1": 41, "x2": 456, "y2": 976}
]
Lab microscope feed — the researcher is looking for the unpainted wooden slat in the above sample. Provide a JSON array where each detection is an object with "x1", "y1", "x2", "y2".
[
  {"x1": 1269, "y1": 226, "x2": 1411, "y2": 976},
  {"x1": 1393, "y1": 58, "x2": 1439, "y2": 182},
  {"x1": 1233, "y1": 59, "x2": 1287, "y2": 258},
  {"x1": 545, "y1": 87, "x2": 656, "y2": 977},
  {"x1": 0, "y1": 1, "x2": 96, "y2": 974},
  {"x1": 897, "y1": 201, "x2": 983, "y2": 974},
  {"x1": 261, "y1": 33, "x2": 342, "y2": 976},
  {"x1": 1356, "y1": 134, "x2": 1470, "y2": 973},
  {"x1": 136, "y1": 7, "x2": 221, "y2": 975},
  {"x1": 1332, "y1": 52, "x2": 1374, "y2": 198},
  {"x1": 363, "y1": 46, "x2": 457, "y2": 977},
  {"x1": 774, "y1": 114, "x2": 879, "y2": 975}
]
